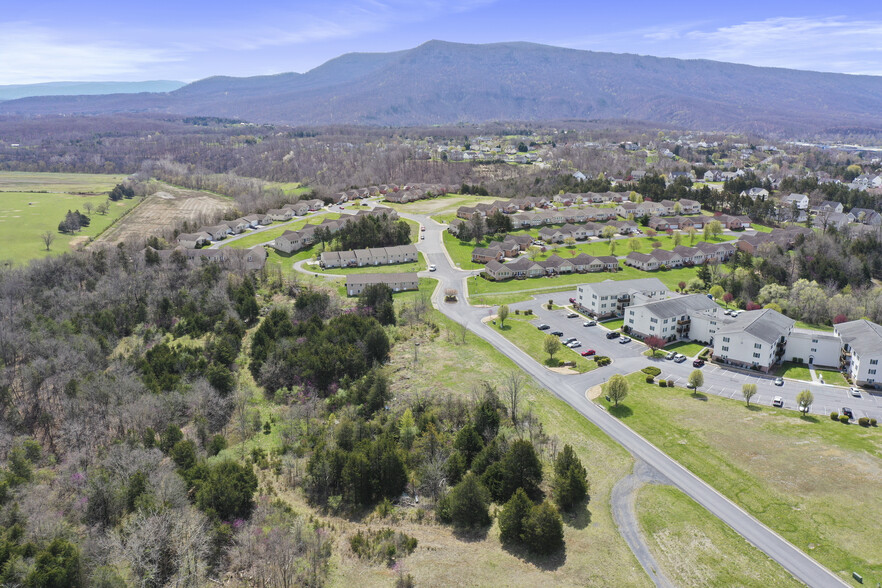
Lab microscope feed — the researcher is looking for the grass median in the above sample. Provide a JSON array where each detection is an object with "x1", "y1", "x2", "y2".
[
  {"x1": 597, "y1": 372, "x2": 882, "y2": 586},
  {"x1": 493, "y1": 317, "x2": 599, "y2": 373}
]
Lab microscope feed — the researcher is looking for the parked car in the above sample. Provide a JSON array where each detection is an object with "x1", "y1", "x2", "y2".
[
  {"x1": 564, "y1": 337, "x2": 577, "y2": 343},
  {"x1": 581, "y1": 349, "x2": 596, "y2": 356},
  {"x1": 686, "y1": 381, "x2": 696, "y2": 389},
  {"x1": 674, "y1": 354, "x2": 687, "y2": 363},
  {"x1": 773, "y1": 377, "x2": 784, "y2": 386},
  {"x1": 429, "y1": 264, "x2": 437, "y2": 272},
  {"x1": 551, "y1": 330, "x2": 564, "y2": 337},
  {"x1": 606, "y1": 331, "x2": 620, "y2": 340},
  {"x1": 850, "y1": 387, "x2": 862, "y2": 398},
  {"x1": 583, "y1": 320, "x2": 597, "y2": 327},
  {"x1": 537, "y1": 324, "x2": 550, "y2": 330},
  {"x1": 567, "y1": 312, "x2": 579, "y2": 318},
  {"x1": 665, "y1": 351, "x2": 677, "y2": 360},
  {"x1": 420, "y1": 226, "x2": 426, "y2": 231},
  {"x1": 568, "y1": 341, "x2": 582, "y2": 348},
  {"x1": 569, "y1": 297, "x2": 576, "y2": 304},
  {"x1": 692, "y1": 359, "x2": 705, "y2": 367},
  {"x1": 619, "y1": 336, "x2": 631, "y2": 344},
  {"x1": 841, "y1": 407, "x2": 854, "y2": 419},
  {"x1": 773, "y1": 396, "x2": 784, "y2": 407}
]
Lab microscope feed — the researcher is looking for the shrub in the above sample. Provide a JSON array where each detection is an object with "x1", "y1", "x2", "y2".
[
  {"x1": 872, "y1": 418, "x2": 878, "y2": 427},
  {"x1": 595, "y1": 356, "x2": 611, "y2": 366},
  {"x1": 350, "y1": 528, "x2": 418, "y2": 565},
  {"x1": 667, "y1": 379, "x2": 674, "y2": 387},
  {"x1": 641, "y1": 366, "x2": 662, "y2": 377},
  {"x1": 859, "y1": 417, "x2": 870, "y2": 427},
  {"x1": 645, "y1": 376, "x2": 655, "y2": 384},
  {"x1": 839, "y1": 415, "x2": 850, "y2": 424},
  {"x1": 659, "y1": 380, "x2": 667, "y2": 387},
  {"x1": 830, "y1": 412, "x2": 839, "y2": 420}
]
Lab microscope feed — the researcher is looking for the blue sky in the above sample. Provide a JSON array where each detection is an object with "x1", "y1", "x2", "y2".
[{"x1": 3, "y1": 0, "x2": 882, "y2": 84}]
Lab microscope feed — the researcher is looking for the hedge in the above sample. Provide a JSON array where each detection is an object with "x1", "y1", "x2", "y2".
[{"x1": 641, "y1": 366, "x2": 662, "y2": 377}]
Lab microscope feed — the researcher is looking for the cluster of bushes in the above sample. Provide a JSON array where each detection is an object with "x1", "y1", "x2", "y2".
[
  {"x1": 595, "y1": 356, "x2": 611, "y2": 367},
  {"x1": 57, "y1": 209, "x2": 90, "y2": 233},
  {"x1": 349, "y1": 528, "x2": 418, "y2": 565},
  {"x1": 250, "y1": 303, "x2": 391, "y2": 394},
  {"x1": 641, "y1": 366, "x2": 662, "y2": 377},
  {"x1": 858, "y1": 417, "x2": 877, "y2": 427},
  {"x1": 108, "y1": 183, "x2": 135, "y2": 201}
]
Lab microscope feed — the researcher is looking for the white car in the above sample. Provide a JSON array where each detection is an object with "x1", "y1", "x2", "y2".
[
  {"x1": 773, "y1": 377, "x2": 784, "y2": 386},
  {"x1": 428, "y1": 264, "x2": 436, "y2": 272},
  {"x1": 850, "y1": 387, "x2": 862, "y2": 398},
  {"x1": 773, "y1": 396, "x2": 784, "y2": 407}
]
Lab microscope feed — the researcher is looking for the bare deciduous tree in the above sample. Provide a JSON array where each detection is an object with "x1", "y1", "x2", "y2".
[
  {"x1": 40, "y1": 230, "x2": 55, "y2": 251},
  {"x1": 501, "y1": 369, "x2": 526, "y2": 426}
]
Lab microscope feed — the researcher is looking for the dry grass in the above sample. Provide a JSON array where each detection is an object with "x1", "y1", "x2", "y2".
[
  {"x1": 91, "y1": 183, "x2": 234, "y2": 246},
  {"x1": 637, "y1": 485, "x2": 803, "y2": 587}
]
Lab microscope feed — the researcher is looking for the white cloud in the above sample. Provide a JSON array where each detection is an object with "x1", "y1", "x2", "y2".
[
  {"x1": 562, "y1": 16, "x2": 882, "y2": 76},
  {"x1": 0, "y1": 23, "x2": 182, "y2": 84}
]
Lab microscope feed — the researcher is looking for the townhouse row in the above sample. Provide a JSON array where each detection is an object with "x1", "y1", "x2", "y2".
[
  {"x1": 624, "y1": 242, "x2": 735, "y2": 270},
  {"x1": 484, "y1": 253, "x2": 618, "y2": 280},
  {"x1": 272, "y1": 207, "x2": 398, "y2": 254},
  {"x1": 319, "y1": 244, "x2": 418, "y2": 268}
]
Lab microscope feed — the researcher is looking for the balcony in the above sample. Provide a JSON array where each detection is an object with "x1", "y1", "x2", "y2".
[{"x1": 677, "y1": 318, "x2": 691, "y2": 325}]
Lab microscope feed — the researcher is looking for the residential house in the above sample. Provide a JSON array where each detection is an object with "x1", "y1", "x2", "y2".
[
  {"x1": 624, "y1": 252, "x2": 660, "y2": 271},
  {"x1": 345, "y1": 273, "x2": 419, "y2": 296},
  {"x1": 266, "y1": 208, "x2": 294, "y2": 221},
  {"x1": 741, "y1": 187, "x2": 769, "y2": 201},
  {"x1": 199, "y1": 225, "x2": 231, "y2": 241},
  {"x1": 472, "y1": 247, "x2": 504, "y2": 264},
  {"x1": 504, "y1": 256, "x2": 545, "y2": 278},
  {"x1": 835, "y1": 320, "x2": 882, "y2": 387},
  {"x1": 624, "y1": 294, "x2": 720, "y2": 342},
  {"x1": 678, "y1": 199, "x2": 701, "y2": 214},
  {"x1": 484, "y1": 260, "x2": 515, "y2": 280},
  {"x1": 176, "y1": 232, "x2": 211, "y2": 249},
  {"x1": 539, "y1": 255, "x2": 575, "y2": 274},
  {"x1": 849, "y1": 208, "x2": 882, "y2": 225},
  {"x1": 781, "y1": 193, "x2": 810, "y2": 210}
]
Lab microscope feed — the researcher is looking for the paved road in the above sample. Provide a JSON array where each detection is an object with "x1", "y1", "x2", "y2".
[{"x1": 406, "y1": 210, "x2": 848, "y2": 588}]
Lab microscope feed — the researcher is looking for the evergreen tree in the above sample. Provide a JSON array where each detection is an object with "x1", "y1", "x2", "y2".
[
  {"x1": 552, "y1": 445, "x2": 588, "y2": 511},
  {"x1": 441, "y1": 472, "x2": 490, "y2": 527},
  {"x1": 522, "y1": 501, "x2": 565, "y2": 555},
  {"x1": 498, "y1": 488, "x2": 533, "y2": 544}
]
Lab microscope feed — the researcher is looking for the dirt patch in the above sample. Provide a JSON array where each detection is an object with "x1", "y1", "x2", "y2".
[
  {"x1": 90, "y1": 183, "x2": 234, "y2": 246},
  {"x1": 587, "y1": 385, "x2": 605, "y2": 400},
  {"x1": 68, "y1": 236, "x2": 89, "y2": 250},
  {"x1": 549, "y1": 366, "x2": 579, "y2": 375}
]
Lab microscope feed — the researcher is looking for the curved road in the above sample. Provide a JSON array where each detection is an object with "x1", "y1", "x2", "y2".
[{"x1": 402, "y1": 210, "x2": 848, "y2": 588}]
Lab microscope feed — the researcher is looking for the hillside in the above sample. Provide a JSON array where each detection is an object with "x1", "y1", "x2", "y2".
[
  {"x1": 3, "y1": 40, "x2": 882, "y2": 134},
  {"x1": 0, "y1": 80, "x2": 184, "y2": 101}
]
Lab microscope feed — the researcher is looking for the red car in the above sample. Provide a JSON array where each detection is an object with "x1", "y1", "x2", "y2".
[
  {"x1": 692, "y1": 359, "x2": 705, "y2": 367},
  {"x1": 581, "y1": 349, "x2": 596, "y2": 357},
  {"x1": 569, "y1": 297, "x2": 576, "y2": 304}
]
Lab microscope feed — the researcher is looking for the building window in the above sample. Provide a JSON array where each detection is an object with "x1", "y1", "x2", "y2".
[
  {"x1": 723, "y1": 337, "x2": 730, "y2": 343},
  {"x1": 650, "y1": 326, "x2": 655, "y2": 331},
  {"x1": 812, "y1": 339, "x2": 818, "y2": 343},
  {"x1": 811, "y1": 348, "x2": 817, "y2": 352},
  {"x1": 721, "y1": 346, "x2": 729, "y2": 352},
  {"x1": 870, "y1": 369, "x2": 877, "y2": 375},
  {"x1": 650, "y1": 318, "x2": 658, "y2": 323},
  {"x1": 871, "y1": 359, "x2": 879, "y2": 365},
  {"x1": 629, "y1": 319, "x2": 634, "y2": 324},
  {"x1": 753, "y1": 352, "x2": 761, "y2": 358},
  {"x1": 754, "y1": 343, "x2": 762, "y2": 349}
]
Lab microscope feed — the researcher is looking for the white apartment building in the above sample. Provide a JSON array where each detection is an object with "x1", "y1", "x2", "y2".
[
  {"x1": 784, "y1": 329, "x2": 840, "y2": 368},
  {"x1": 576, "y1": 278, "x2": 668, "y2": 319},
  {"x1": 834, "y1": 320, "x2": 882, "y2": 387},
  {"x1": 624, "y1": 294, "x2": 720, "y2": 342},
  {"x1": 712, "y1": 309, "x2": 795, "y2": 372}
]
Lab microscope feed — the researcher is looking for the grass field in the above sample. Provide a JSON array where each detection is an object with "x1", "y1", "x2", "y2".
[
  {"x1": 493, "y1": 317, "x2": 599, "y2": 373},
  {"x1": 603, "y1": 318, "x2": 625, "y2": 331},
  {"x1": 817, "y1": 369, "x2": 849, "y2": 386},
  {"x1": 383, "y1": 193, "x2": 500, "y2": 216},
  {"x1": 537, "y1": 233, "x2": 734, "y2": 260},
  {"x1": 598, "y1": 373, "x2": 882, "y2": 586},
  {"x1": 221, "y1": 213, "x2": 341, "y2": 249},
  {"x1": 443, "y1": 231, "x2": 486, "y2": 269},
  {"x1": 775, "y1": 362, "x2": 849, "y2": 386},
  {"x1": 468, "y1": 264, "x2": 700, "y2": 297},
  {"x1": 334, "y1": 310, "x2": 652, "y2": 587},
  {"x1": 795, "y1": 321, "x2": 834, "y2": 332},
  {"x1": 636, "y1": 485, "x2": 802, "y2": 587},
  {"x1": 661, "y1": 341, "x2": 707, "y2": 357},
  {"x1": 0, "y1": 172, "x2": 137, "y2": 263}
]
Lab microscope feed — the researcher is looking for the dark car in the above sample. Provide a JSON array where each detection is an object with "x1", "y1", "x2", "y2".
[
  {"x1": 606, "y1": 331, "x2": 620, "y2": 339},
  {"x1": 692, "y1": 359, "x2": 705, "y2": 368},
  {"x1": 551, "y1": 330, "x2": 564, "y2": 337},
  {"x1": 841, "y1": 407, "x2": 854, "y2": 419},
  {"x1": 537, "y1": 324, "x2": 550, "y2": 330}
]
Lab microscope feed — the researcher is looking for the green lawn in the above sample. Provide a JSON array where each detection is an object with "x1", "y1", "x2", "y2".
[
  {"x1": 0, "y1": 172, "x2": 137, "y2": 263},
  {"x1": 265, "y1": 181, "x2": 311, "y2": 196},
  {"x1": 661, "y1": 341, "x2": 707, "y2": 357},
  {"x1": 603, "y1": 318, "x2": 625, "y2": 331},
  {"x1": 468, "y1": 263, "x2": 700, "y2": 297},
  {"x1": 598, "y1": 373, "x2": 882, "y2": 587},
  {"x1": 383, "y1": 193, "x2": 500, "y2": 216},
  {"x1": 817, "y1": 369, "x2": 848, "y2": 386},
  {"x1": 751, "y1": 224, "x2": 775, "y2": 233},
  {"x1": 403, "y1": 217, "x2": 421, "y2": 241},
  {"x1": 636, "y1": 485, "x2": 803, "y2": 588},
  {"x1": 494, "y1": 317, "x2": 599, "y2": 373},
  {"x1": 775, "y1": 362, "x2": 812, "y2": 381},
  {"x1": 794, "y1": 321, "x2": 834, "y2": 332},
  {"x1": 221, "y1": 213, "x2": 341, "y2": 249},
  {"x1": 432, "y1": 212, "x2": 457, "y2": 224},
  {"x1": 443, "y1": 231, "x2": 486, "y2": 269},
  {"x1": 541, "y1": 233, "x2": 734, "y2": 260}
]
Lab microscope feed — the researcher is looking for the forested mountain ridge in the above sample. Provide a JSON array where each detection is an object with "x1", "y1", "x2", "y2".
[{"x1": 4, "y1": 40, "x2": 882, "y2": 134}]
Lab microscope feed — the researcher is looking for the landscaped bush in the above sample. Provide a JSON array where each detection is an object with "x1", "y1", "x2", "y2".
[
  {"x1": 830, "y1": 412, "x2": 839, "y2": 420},
  {"x1": 595, "y1": 356, "x2": 611, "y2": 367},
  {"x1": 645, "y1": 376, "x2": 655, "y2": 384},
  {"x1": 858, "y1": 417, "x2": 870, "y2": 427},
  {"x1": 641, "y1": 366, "x2": 662, "y2": 377},
  {"x1": 839, "y1": 414, "x2": 850, "y2": 424},
  {"x1": 666, "y1": 379, "x2": 674, "y2": 387},
  {"x1": 525, "y1": 309, "x2": 533, "y2": 315},
  {"x1": 659, "y1": 380, "x2": 667, "y2": 387},
  {"x1": 871, "y1": 418, "x2": 878, "y2": 427}
]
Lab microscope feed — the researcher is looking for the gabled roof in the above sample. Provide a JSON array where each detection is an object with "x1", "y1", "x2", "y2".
[
  {"x1": 631, "y1": 293, "x2": 719, "y2": 319},
  {"x1": 581, "y1": 278, "x2": 668, "y2": 297},
  {"x1": 836, "y1": 320, "x2": 882, "y2": 356},
  {"x1": 715, "y1": 309, "x2": 794, "y2": 344}
]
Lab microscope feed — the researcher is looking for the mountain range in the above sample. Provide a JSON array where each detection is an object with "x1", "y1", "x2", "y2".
[
  {"x1": 0, "y1": 80, "x2": 185, "y2": 101},
  {"x1": 3, "y1": 41, "x2": 882, "y2": 135}
]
